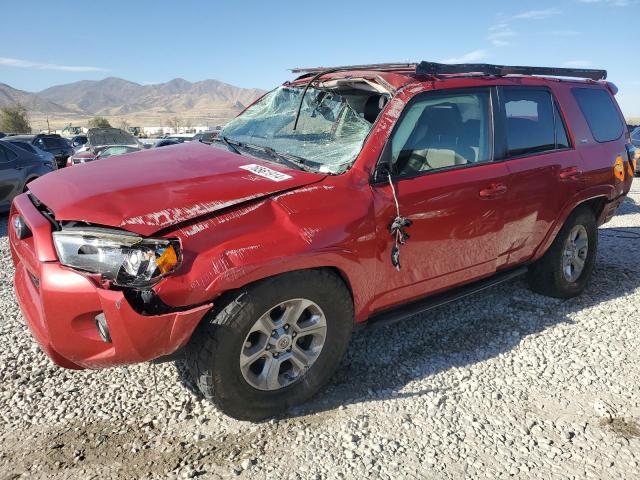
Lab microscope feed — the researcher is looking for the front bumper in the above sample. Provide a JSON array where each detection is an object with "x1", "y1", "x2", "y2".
[{"x1": 9, "y1": 193, "x2": 211, "y2": 370}]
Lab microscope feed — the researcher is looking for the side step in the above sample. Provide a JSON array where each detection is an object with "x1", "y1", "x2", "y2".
[{"x1": 363, "y1": 266, "x2": 528, "y2": 330}]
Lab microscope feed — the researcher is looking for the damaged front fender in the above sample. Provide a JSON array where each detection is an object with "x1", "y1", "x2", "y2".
[{"x1": 154, "y1": 175, "x2": 379, "y2": 323}]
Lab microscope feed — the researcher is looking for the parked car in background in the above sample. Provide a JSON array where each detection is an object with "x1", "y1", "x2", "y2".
[
  {"x1": 154, "y1": 139, "x2": 181, "y2": 148},
  {"x1": 192, "y1": 131, "x2": 217, "y2": 144},
  {"x1": 4, "y1": 139, "x2": 57, "y2": 167},
  {"x1": 8, "y1": 62, "x2": 635, "y2": 420},
  {"x1": 61, "y1": 125, "x2": 83, "y2": 137},
  {"x1": 70, "y1": 134, "x2": 88, "y2": 151},
  {"x1": 67, "y1": 128, "x2": 143, "y2": 166},
  {"x1": 0, "y1": 132, "x2": 5, "y2": 139},
  {"x1": 6, "y1": 134, "x2": 74, "y2": 169},
  {"x1": 631, "y1": 127, "x2": 640, "y2": 147},
  {"x1": 0, "y1": 139, "x2": 55, "y2": 211},
  {"x1": 162, "y1": 133, "x2": 195, "y2": 143},
  {"x1": 95, "y1": 146, "x2": 142, "y2": 159}
]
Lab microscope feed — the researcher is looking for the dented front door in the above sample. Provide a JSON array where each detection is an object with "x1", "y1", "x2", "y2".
[{"x1": 370, "y1": 162, "x2": 509, "y2": 311}]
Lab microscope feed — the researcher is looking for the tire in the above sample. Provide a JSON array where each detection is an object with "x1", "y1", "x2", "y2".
[
  {"x1": 184, "y1": 269, "x2": 354, "y2": 420},
  {"x1": 527, "y1": 206, "x2": 597, "y2": 299}
]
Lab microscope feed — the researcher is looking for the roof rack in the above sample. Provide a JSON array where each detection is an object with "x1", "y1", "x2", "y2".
[
  {"x1": 290, "y1": 63, "x2": 416, "y2": 74},
  {"x1": 416, "y1": 61, "x2": 607, "y2": 81}
]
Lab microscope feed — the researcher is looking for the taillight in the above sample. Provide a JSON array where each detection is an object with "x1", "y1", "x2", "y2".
[{"x1": 613, "y1": 156, "x2": 625, "y2": 181}]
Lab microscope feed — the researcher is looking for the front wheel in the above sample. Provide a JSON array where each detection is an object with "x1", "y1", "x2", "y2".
[
  {"x1": 527, "y1": 206, "x2": 597, "y2": 298},
  {"x1": 185, "y1": 269, "x2": 354, "y2": 420}
]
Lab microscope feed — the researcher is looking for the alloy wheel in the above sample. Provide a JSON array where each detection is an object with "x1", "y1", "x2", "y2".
[
  {"x1": 562, "y1": 224, "x2": 589, "y2": 283},
  {"x1": 239, "y1": 298, "x2": 327, "y2": 391}
]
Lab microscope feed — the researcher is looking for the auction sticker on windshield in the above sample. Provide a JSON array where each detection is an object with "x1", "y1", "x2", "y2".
[{"x1": 240, "y1": 164, "x2": 293, "y2": 182}]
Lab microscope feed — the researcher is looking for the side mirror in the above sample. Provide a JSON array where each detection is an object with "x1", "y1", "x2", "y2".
[{"x1": 374, "y1": 140, "x2": 394, "y2": 182}]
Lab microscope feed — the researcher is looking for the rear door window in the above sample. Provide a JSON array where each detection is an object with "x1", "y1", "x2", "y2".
[
  {"x1": 0, "y1": 144, "x2": 16, "y2": 162},
  {"x1": 503, "y1": 89, "x2": 555, "y2": 157},
  {"x1": 12, "y1": 142, "x2": 36, "y2": 154},
  {"x1": 572, "y1": 88, "x2": 623, "y2": 143},
  {"x1": 43, "y1": 138, "x2": 65, "y2": 149}
]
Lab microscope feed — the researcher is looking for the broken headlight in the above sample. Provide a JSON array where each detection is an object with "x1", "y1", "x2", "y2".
[{"x1": 52, "y1": 229, "x2": 181, "y2": 288}]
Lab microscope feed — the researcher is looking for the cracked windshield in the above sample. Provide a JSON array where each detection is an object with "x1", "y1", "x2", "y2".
[{"x1": 220, "y1": 85, "x2": 376, "y2": 174}]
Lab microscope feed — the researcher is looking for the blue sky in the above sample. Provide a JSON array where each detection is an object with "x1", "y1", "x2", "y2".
[{"x1": 1, "y1": 0, "x2": 638, "y2": 115}]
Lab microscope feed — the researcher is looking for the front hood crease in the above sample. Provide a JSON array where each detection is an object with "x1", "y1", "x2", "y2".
[{"x1": 28, "y1": 142, "x2": 324, "y2": 236}]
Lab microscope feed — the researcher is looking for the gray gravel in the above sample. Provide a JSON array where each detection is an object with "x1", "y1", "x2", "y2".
[{"x1": 1, "y1": 188, "x2": 639, "y2": 479}]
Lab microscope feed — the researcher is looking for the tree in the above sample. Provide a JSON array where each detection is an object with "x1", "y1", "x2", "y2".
[
  {"x1": 119, "y1": 119, "x2": 130, "y2": 131},
  {"x1": 88, "y1": 116, "x2": 111, "y2": 128},
  {"x1": 0, "y1": 103, "x2": 31, "y2": 133},
  {"x1": 167, "y1": 116, "x2": 181, "y2": 134}
]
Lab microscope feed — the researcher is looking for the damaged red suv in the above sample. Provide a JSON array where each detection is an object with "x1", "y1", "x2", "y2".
[{"x1": 9, "y1": 62, "x2": 636, "y2": 420}]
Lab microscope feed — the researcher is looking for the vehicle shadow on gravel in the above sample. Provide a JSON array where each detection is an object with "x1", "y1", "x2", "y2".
[
  {"x1": 284, "y1": 226, "x2": 640, "y2": 419},
  {"x1": 615, "y1": 194, "x2": 640, "y2": 216},
  {"x1": 174, "y1": 226, "x2": 640, "y2": 420}
]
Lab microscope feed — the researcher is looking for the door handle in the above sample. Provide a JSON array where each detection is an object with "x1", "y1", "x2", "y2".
[
  {"x1": 559, "y1": 166, "x2": 582, "y2": 180},
  {"x1": 479, "y1": 182, "x2": 507, "y2": 199}
]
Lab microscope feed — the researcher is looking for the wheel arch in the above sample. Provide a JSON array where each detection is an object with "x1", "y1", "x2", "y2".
[{"x1": 532, "y1": 192, "x2": 608, "y2": 262}]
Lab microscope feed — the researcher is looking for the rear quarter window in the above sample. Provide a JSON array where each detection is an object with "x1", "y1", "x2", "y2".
[{"x1": 572, "y1": 88, "x2": 623, "y2": 143}]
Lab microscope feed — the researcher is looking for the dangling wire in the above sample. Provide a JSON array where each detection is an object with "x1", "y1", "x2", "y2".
[
  {"x1": 387, "y1": 172, "x2": 412, "y2": 271},
  {"x1": 388, "y1": 172, "x2": 401, "y2": 218}
]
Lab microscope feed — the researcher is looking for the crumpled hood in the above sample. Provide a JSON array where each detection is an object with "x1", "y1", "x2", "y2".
[{"x1": 28, "y1": 142, "x2": 324, "y2": 236}]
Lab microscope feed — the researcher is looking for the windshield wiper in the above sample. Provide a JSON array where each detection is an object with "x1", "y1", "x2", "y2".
[
  {"x1": 215, "y1": 136, "x2": 242, "y2": 155},
  {"x1": 261, "y1": 147, "x2": 316, "y2": 173},
  {"x1": 216, "y1": 137, "x2": 318, "y2": 173}
]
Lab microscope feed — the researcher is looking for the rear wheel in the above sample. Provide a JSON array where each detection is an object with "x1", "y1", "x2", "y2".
[
  {"x1": 527, "y1": 206, "x2": 597, "y2": 298},
  {"x1": 185, "y1": 269, "x2": 353, "y2": 420}
]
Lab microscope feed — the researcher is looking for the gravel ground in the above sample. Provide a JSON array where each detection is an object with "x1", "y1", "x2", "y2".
[{"x1": 1, "y1": 188, "x2": 639, "y2": 479}]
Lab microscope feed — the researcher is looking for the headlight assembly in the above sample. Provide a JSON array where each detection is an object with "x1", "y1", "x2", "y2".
[{"x1": 52, "y1": 229, "x2": 181, "y2": 288}]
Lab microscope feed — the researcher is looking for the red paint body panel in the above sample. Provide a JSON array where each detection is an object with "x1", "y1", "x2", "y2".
[
  {"x1": 28, "y1": 142, "x2": 324, "y2": 236},
  {"x1": 9, "y1": 70, "x2": 632, "y2": 370},
  {"x1": 66, "y1": 151, "x2": 96, "y2": 167}
]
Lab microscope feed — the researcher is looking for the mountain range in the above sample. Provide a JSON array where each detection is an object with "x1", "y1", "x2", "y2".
[{"x1": 0, "y1": 77, "x2": 266, "y2": 129}]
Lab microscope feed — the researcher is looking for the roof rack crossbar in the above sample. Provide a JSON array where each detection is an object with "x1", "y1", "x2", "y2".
[
  {"x1": 416, "y1": 61, "x2": 607, "y2": 81},
  {"x1": 290, "y1": 63, "x2": 416, "y2": 74}
]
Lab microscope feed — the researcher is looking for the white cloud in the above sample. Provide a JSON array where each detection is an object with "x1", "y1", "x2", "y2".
[
  {"x1": 488, "y1": 25, "x2": 516, "y2": 47},
  {"x1": 548, "y1": 30, "x2": 581, "y2": 36},
  {"x1": 512, "y1": 8, "x2": 562, "y2": 19},
  {"x1": 440, "y1": 50, "x2": 489, "y2": 64},
  {"x1": 577, "y1": 0, "x2": 631, "y2": 6},
  {"x1": 0, "y1": 56, "x2": 108, "y2": 72},
  {"x1": 563, "y1": 60, "x2": 593, "y2": 67}
]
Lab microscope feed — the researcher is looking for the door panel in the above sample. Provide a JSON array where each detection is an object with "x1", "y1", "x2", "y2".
[
  {"x1": 500, "y1": 150, "x2": 582, "y2": 267},
  {"x1": 371, "y1": 162, "x2": 510, "y2": 311},
  {"x1": 497, "y1": 87, "x2": 583, "y2": 267},
  {"x1": 369, "y1": 87, "x2": 508, "y2": 312}
]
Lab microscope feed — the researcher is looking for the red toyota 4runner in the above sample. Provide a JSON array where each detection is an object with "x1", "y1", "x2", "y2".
[{"x1": 9, "y1": 62, "x2": 636, "y2": 420}]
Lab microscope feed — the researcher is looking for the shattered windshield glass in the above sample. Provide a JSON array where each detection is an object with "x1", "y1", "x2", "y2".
[{"x1": 219, "y1": 85, "x2": 375, "y2": 174}]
